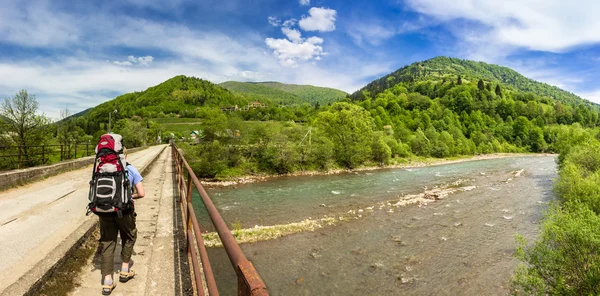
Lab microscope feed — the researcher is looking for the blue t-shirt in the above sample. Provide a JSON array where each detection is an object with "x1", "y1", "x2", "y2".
[{"x1": 126, "y1": 165, "x2": 143, "y2": 186}]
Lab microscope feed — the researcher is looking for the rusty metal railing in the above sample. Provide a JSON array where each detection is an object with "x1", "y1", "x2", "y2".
[{"x1": 171, "y1": 143, "x2": 269, "y2": 296}]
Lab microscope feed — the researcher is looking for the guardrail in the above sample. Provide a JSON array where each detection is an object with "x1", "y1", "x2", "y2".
[
  {"x1": 0, "y1": 142, "x2": 95, "y2": 170},
  {"x1": 171, "y1": 142, "x2": 268, "y2": 296}
]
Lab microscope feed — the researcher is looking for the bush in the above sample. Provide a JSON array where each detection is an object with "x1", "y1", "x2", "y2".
[
  {"x1": 513, "y1": 203, "x2": 600, "y2": 295},
  {"x1": 371, "y1": 135, "x2": 391, "y2": 165}
]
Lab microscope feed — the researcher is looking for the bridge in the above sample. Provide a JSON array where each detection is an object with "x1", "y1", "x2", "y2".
[{"x1": 0, "y1": 144, "x2": 267, "y2": 296}]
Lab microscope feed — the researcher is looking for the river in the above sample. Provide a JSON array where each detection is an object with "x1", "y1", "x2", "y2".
[{"x1": 193, "y1": 155, "x2": 557, "y2": 295}]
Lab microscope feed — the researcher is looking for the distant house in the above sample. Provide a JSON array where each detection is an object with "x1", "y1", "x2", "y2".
[
  {"x1": 248, "y1": 101, "x2": 265, "y2": 108},
  {"x1": 190, "y1": 130, "x2": 201, "y2": 144},
  {"x1": 243, "y1": 101, "x2": 267, "y2": 111},
  {"x1": 220, "y1": 105, "x2": 239, "y2": 112}
]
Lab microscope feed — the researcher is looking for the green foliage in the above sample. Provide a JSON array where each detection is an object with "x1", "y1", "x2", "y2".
[
  {"x1": 113, "y1": 118, "x2": 148, "y2": 147},
  {"x1": 41, "y1": 59, "x2": 600, "y2": 182},
  {"x1": 0, "y1": 90, "x2": 51, "y2": 168},
  {"x1": 315, "y1": 102, "x2": 374, "y2": 168},
  {"x1": 513, "y1": 140, "x2": 600, "y2": 294},
  {"x1": 232, "y1": 218, "x2": 243, "y2": 231},
  {"x1": 513, "y1": 203, "x2": 600, "y2": 295},
  {"x1": 219, "y1": 81, "x2": 303, "y2": 106},
  {"x1": 220, "y1": 81, "x2": 347, "y2": 106},
  {"x1": 351, "y1": 56, "x2": 594, "y2": 109},
  {"x1": 371, "y1": 134, "x2": 392, "y2": 165},
  {"x1": 80, "y1": 76, "x2": 248, "y2": 135}
]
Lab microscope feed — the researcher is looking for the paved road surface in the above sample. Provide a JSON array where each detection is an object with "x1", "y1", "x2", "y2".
[{"x1": 0, "y1": 145, "x2": 167, "y2": 294}]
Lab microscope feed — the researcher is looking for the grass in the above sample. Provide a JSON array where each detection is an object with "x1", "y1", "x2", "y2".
[
  {"x1": 160, "y1": 119, "x2": 294, "y2": 137},
  {"x1": 36, "y1": 227, "x2": 100, "y2": 296},
  {"x1": 162, "y1": 122, "x2": 204, "y2": 134},
  {"x1": 151, "y1": 117, "x2": 205, "y2": 124},
  {"x1": 202, "y1": 218, "x2": 327, "y2": 247}
]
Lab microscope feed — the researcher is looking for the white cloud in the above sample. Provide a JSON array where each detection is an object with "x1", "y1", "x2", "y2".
[
  {"x1": 113, "y1": 61, "x2": 133, "y2": 66},
  {"x1": 306, "y1": 36, "x2": 323, "y2": 45},
  {"x1": 268, "y1": 16, "x2": 281, "y2": 27},
  {"x1": 348, "y1": 24, "x2": 396, "y2": 46},
  {"x1": 136, "y1": 56, "x2": 154, "y2": 66},
  {"x1": 282, "y1": 19, "x2": 297, "y2": 28},
  {"x1": 266, "y1": 13, "x2": 329, "y2": 66},
  {"x1": 113, "y1": 55, "x2": 154, "y2": 67},
  {"x1": 299, "y1": 0, "x2": 310, "y2": 5},
  {"x1": 0, "y1": 1, "x2": 79, "y2": 47},
  {"x1": 265, "y1": 37, "x2": 325, "y2": 67},
  {"x1": 282, "y1": 27, "x2": 303, "y2": 43},
  {"x1": 299, "y1": 7, "x2": 337, "y2": 32},
  {"x1": 405, "y1": 0, "x2": 600, "y2": 52}
]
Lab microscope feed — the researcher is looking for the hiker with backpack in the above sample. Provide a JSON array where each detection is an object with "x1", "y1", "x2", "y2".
[{"x1": 87, "y1": 134, "x2": 145, "y2": 295}]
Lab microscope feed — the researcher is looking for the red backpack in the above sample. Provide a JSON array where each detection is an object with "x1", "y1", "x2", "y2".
[{"x1": 87, "y1": 133, "x2": 132, "y2": 216}]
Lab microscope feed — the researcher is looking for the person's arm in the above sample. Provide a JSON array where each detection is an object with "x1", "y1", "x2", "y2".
[{"x1": 133, "y1": 182, "x2": 145, "y2": 199}]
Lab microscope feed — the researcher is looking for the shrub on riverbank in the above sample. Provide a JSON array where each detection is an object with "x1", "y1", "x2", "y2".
[{"x1": 513, "y1": 140, "x2": 600, "y2": 294}]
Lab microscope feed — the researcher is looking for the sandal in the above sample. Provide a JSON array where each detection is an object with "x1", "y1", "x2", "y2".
[
  {"x1": 119, "y1": 269, "x2": 135, "y2": 283},
  {"x1": 102, "y1": 282, "x2": 116, "y2": 295}
]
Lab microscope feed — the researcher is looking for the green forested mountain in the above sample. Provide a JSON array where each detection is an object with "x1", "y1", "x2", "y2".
[
  {"x1": 220, "y1": 81, "x2": 347, "y2": 106},
  {"x1": 78, "y1": 76, "x2": 247, "y2": 131},
  {"x1": 351, "y1": 56, "x2": 592, "y2": 108},
  {"x1": 218, "y1": 81, "x2": 303, "y2": 105},
  {"x1": 92, "y1": 75, "x2": 246, "y2": 118}
]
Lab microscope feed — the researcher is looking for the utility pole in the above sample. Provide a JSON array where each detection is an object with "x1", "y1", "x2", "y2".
[
  {"x1": 108, "y1": 109, "x2": 117, "y2": 133},
  {"x1": 300, "y1": 127, "x2": 312, "y2": 146}
]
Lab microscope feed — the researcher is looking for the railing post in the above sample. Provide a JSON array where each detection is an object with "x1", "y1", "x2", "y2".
[
  {"x1": 186, "y1": 174, "x2": 194, "y2": 251},
  {"x1": 17, "y1": 146, "x2": 21, "y2": 169},
  {"x1": 86, "y1": 142, "x2": 89, "y2": 156},
  {"x1": 74, "y1": 142, "x2": 78, "y2": 159},
  {"x1": 187, "y1": 174, "x2": 193, "y2": 203},
  {"x1": 42, "y1": 145, "x2": 45, "y2": 164},
  {"x1": 60, "y1": 145, "x2": 63, "y2": 161}
]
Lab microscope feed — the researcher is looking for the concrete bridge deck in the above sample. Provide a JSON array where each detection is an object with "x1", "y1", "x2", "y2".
[
  {"x1": 71, "y1": 145, "x2": 190, "y2": 295},
  {"x1": 0, "y1": 144, "x2": 190, "y2": 295}
]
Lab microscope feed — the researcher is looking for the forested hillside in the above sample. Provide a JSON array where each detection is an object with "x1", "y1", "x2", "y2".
[
  {"x1": 75, "y1": 75, "x2": 248, "y2": 134},
  {"x1": 218, "y1": 81, "x2": 304, "y2": 105},
  {"x1": 220, "y1": 81, "x2": 347, "y2": 106},
  {"x1": 34, "y1": 57, "x2": 600, "y2": 178},
  {"x1": 352, "y1": 56, "x2": 592, "y2": 108}
]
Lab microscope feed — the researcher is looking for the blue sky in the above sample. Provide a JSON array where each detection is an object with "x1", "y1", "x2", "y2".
[{"x1": 1, "y1": 0, "x2": 600, "y2": 119}]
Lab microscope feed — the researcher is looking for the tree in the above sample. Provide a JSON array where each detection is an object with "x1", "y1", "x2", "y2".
[
  {"x1": 113, "y1": 119, "x2": 148, "y2": 147},
  {"x1": 457, "y1": 75, "x2": 463, "y2": 85},
  {"x1": 57, "y1": 108, "x2": 86, "y2": 153},
  {"x1": 197, "y1": 107, "x2": 227, "y2": 142},
  {"x1": 410, "y1": 128, "x2": 431, "y2": 156},
  {"x1": 485, "y1": 83, "x2": 492, "y2": 91},
  {"x1": 495, "y1": 84, "x2": 503, "y2": 97},
  {"x1": 477, "y1": 79, "x2": 485, "y2": 91},
  {"x1": 371, "y1": 134, "x2": 391, "y2": 165},
  {"x1": 0, "y1": 90, "x2": 50, "y2": 166},
  {"x1": 315, "y1": 102, "x2": 374, "y2": 168}
]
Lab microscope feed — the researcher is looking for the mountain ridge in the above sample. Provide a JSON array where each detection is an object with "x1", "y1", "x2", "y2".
[
  {"x1": 219, "y1": 81, "x2": 347, "y2": 106},
  {"x1": 351, "y1": 56, "x2": 593, "y2": 108}
]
